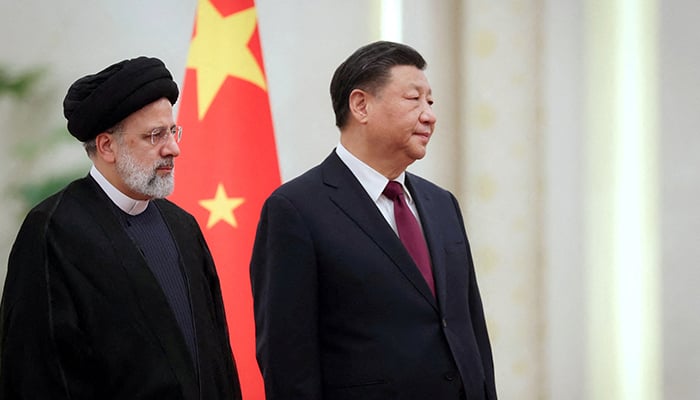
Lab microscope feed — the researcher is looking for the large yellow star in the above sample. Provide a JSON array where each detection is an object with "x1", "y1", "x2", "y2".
[
  {"x1": 199, "y1": 183, "x2": 245, "y2": 229},
  {"x1": 186, "y1": 0, "x2": 267, "y2": 120}
]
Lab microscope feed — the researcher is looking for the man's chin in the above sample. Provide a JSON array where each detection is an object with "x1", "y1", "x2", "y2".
[{"x1": 135, "y1": 178, "x2": 174, "y2": 199}]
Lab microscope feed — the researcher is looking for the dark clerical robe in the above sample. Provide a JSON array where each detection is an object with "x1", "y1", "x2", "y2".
[{"x1": 0, "y1": 175, "x2": 241, "y2": 399}]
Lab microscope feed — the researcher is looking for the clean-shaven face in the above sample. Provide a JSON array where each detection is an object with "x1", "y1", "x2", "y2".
[{"x1": 365, "y1": 65, "x2": 437, "y2": 165}]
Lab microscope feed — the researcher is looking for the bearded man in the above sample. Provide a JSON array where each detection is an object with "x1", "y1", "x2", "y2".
[{"x1": 0, "y1": 57, "x2": 242, "y2": 400}]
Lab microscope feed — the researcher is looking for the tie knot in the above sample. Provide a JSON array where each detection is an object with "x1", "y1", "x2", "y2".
[{"x1": 383, "y1": 181, "x2": 405, "y2": 201}]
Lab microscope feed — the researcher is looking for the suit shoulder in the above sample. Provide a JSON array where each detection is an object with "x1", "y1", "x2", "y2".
[
  {"x1": 406, "y1": 172, "x2": 453, "y2": 197},
  {"x1": 271, "y1": 163, "x2": 324, "y2": 199}
]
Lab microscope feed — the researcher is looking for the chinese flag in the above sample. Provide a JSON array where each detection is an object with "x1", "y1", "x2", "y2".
[{"x1": 170, "y1": 0, "x2": 279, "y2": 398}]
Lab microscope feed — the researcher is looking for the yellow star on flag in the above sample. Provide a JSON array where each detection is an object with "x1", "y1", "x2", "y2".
[
  {"x1": 186, "y1": 0, "x2": 267, "y2": 120},
  {"x1": 199, "y1": 183, "x2": 245, "y2": 229}
]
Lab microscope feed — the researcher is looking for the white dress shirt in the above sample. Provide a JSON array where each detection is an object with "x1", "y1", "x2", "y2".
[{"x1": 335, "y1": 143, "x2": 425, "y2": 235}]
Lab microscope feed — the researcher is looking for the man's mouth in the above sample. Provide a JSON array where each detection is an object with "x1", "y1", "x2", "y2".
[{"x1": 156, "y1": 161, "x2": 174, "y2": 173}]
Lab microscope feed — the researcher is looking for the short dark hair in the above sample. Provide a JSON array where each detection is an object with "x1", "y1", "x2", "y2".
[{"x1": 330, "y1": 41, "x2": 427, "y2": 128}]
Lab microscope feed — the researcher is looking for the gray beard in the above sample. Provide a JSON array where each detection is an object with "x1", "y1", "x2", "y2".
[{"x1": 115, "y1": 148, "x2": 174, "y2": 199}]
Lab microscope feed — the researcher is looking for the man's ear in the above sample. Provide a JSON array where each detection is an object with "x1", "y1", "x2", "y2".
[
  {"x1": 348, "y1": 89, "x2": 369, "y2": 124},
  {"x1": 95, "y1": 132, "x2": 117, "y2": 163}
]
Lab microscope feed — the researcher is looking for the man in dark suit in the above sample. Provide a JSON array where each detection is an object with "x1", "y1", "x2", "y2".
[
  {"x1": 250, "y1": 41, "x2": 497, "y2": 399},
  {"x1": 0, "y1": 57, "x2": 241, "y2": 399}
]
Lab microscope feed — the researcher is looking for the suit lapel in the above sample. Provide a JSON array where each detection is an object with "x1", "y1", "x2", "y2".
[
  {"x1": 321, "y1": 153, "x2": 438, "y2": 310},
  {"x1": 74, "y1": 177, "x2": 198, "y2": 399}
]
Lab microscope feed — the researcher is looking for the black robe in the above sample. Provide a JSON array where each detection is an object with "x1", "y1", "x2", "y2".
[{"x1": 0, "y1": 175, "x2": 242, "y2": 399}]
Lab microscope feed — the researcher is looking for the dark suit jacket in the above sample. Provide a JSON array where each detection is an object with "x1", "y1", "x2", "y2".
[
  {"x1": 0, "y1": 175, "x2": 241, "y2": 399},
  {"x1": 251, "y1": 151, "x2": 497, "y2": 400}
]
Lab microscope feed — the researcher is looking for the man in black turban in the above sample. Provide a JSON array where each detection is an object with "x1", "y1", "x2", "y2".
[{"x1": 0, "y1": 57, "x2": 242, "y2": 400}]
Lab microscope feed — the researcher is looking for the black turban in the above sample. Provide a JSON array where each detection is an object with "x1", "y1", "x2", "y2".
[{"x1": 63, "y1": 56, "x2": 179, "y2": 142}]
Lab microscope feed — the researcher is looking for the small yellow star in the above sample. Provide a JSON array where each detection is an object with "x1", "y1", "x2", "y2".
[
  {"x1": 199, "y1": 183, "x2": 245, "y2": 229},
  {"x1": 186, "y1": 0, "x2": 267, "y2": 120}
]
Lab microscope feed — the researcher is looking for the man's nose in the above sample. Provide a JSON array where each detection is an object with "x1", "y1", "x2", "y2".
[{"x1": 161, "y1": 135, "x2": 181, "y2": 157}]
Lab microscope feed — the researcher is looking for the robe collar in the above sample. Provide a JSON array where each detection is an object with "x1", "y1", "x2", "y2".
[{"x1": 90, "y1": 165, "x2": 149, "y2": 215}]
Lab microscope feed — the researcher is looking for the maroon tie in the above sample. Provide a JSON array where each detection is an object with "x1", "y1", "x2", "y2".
[{"x1": 383, "y1": 181, "x2": 435, "y2": 295}]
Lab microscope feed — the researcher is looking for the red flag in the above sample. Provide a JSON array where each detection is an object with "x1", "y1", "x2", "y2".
[{"x1": 170, "y1": 0, "x2": 280, "y2": 398}]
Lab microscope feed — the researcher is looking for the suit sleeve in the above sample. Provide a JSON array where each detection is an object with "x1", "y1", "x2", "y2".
[
  {"x1": 450, "y1": 193, "x2": 498, "y2": 399},
  {"x1": 250, "y1": 193, "x2": 323, "y2": 400}
]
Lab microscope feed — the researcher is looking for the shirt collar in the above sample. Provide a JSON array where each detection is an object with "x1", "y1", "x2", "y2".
[
  {"x1": 90, "y1": 165, "x2": 150, "y2": 215},
  {"x1": 335, "y1": 142, "x2": 410, "y2": 202}
]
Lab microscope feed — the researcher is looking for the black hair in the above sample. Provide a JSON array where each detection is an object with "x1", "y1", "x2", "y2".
[{"x1": 330, "y1": 41, "x2": 427, "y2": 128}]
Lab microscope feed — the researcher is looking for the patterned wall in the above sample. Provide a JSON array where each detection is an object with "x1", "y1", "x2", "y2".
[{"x1": 459, "y1": 1, "x2": 543, "y2": 398}]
